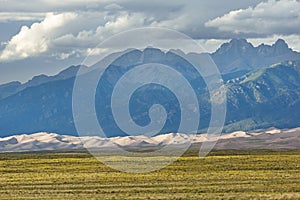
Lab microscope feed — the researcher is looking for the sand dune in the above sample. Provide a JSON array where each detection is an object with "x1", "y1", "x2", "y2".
[{"x1": 0, "y1": 127, "x2": 299, "y2": 152}]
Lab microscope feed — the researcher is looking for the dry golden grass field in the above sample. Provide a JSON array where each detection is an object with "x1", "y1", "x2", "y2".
[{"x1": 0, "y1": 150, "x2": 300, "y2": 199}]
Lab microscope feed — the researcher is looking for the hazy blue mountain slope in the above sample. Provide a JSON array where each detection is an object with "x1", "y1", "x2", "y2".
[
  {"x1": 0, "y1": 78, "x2": 76, "y2": 136},
  {"x1": 0, "y1": 65, "x2": 86, "y2": 100},
  {"x1": 0, "y1": 40, "x2": 300, "y2": 136}
]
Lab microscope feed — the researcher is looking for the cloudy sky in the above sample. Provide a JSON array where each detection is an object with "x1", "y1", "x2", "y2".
[{"x1": 0, "y1": 0, "x2": 300, "y2": 83}]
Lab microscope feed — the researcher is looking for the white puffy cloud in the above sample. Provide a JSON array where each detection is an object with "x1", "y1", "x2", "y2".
[
  {"x1": 0, "y1": 11, "x2": 150, "y2": 62},
  {"x1": 0, "y1": 13, "x2": 78, "y2": 62},
  {"x1": 205, "y1": 0, "x2": 300, "y2": 35}
]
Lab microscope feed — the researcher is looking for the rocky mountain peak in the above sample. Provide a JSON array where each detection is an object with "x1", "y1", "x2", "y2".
[
  {"x1": 273, "y1": 38, "x2": 290, "y2": 54},
  {"x1": 214, "y1": 38, "x2": 254, "y2": 55}
]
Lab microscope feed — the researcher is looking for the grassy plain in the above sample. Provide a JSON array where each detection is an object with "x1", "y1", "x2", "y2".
[{"x1": 0, "y1": 150, "x2": 300, "y2": 199}]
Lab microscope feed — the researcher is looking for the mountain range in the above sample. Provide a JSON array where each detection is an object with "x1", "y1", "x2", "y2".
[{"x1": 0, "y1": 39, "x2": 300, "y2": 137}]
